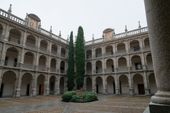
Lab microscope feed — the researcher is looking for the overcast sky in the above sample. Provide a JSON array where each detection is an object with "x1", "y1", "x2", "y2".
[{"x1": 0, "y1": 0, "x2": 147, "y2": 41}]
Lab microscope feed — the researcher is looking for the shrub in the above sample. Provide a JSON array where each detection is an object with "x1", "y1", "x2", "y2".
[
  {"x1": 62, "y1": 91, "x2": 76, "y2": 102},
  {"x1": 62, "y1": 91, "x2": 98, "y2": 103}
]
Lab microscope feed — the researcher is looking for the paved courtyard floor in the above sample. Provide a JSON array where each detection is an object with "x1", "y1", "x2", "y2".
[{"x1": 0, "y1": 95, "x2": 150, "y2": 113}]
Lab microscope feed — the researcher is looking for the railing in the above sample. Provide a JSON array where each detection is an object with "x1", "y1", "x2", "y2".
[
  {"x1": 85, "y1": 27, "x2": 148, "y2": 45},
  {"x1": 38, "y1": 65, "x2": 47, "y2": 71},
  {"x1": 118, "y1": 67, "x2": 128, "y2": 72},
  {"x1": 0, "y1": 8, "x2": 68, "y2": 44},
  {"x1": 22, "y1": 64, "x2": 34, "y2": 70},
  {"x1": 50, "y1": 67, "x2": 57, "y2": 72},
  {"x1": 26, "y1": 43, "x2": 37, "y2": 50}
]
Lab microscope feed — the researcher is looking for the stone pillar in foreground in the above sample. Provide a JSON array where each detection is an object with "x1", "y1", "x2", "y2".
[{"x1": 144, "y1": 0, "x2": 170, "y2": 112}]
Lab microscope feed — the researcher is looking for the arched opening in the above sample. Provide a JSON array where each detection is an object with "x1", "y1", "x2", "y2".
[
  {"x1": 117, "y1": 43, "x2": 126, "y2": 53},
  {"x1": 50, "y1": 58, "x2": 56, "y2": 72},
  {"x1": 37, "y1": 75, "x2": 45, "y2": 95},
  {"x1": 9, "y1": 29, "x2": 21, "y2": 44},
  {"x1": 38, "y1": 55, "x2": 46, "y2": 71},
  {"x1": 96, "y1": 60, "x2": 102, "y2": 73},
  {"x1": 60, "y1": 77, "x2": 64, "y2": 94},
  {"x1": 144, "y1": 38, "x2": 150, "y2": 49},
  {"x1": 96, "y1": 77, "x2": 103, "y2": 94},
  {"x1": 23, "y1": 52, "x2": 34, "y2": 69},
  {"x1": 149, "y1": 73, "x2": 157, "y2": 95},
  {"x1": 86, "y1": 77, "x2": 92, "y2": 91},
  {"x1": 5, "y1": 47, "x2": 18, "y2": 67},
  {"x1": 61, "y1": 48, "x2": 66, "y2": 57},
  {"x1": 49, "y1": 76, "x2": 55, "y2": 95},
  {"x1": 118, "y1": 57, "x2": 127, "y2": 71},
  {"x1": 60, "y1": 61, "x2": 65, "y2": 73},
  {"x1": 146, "y1": 53, "x2": 153, "y2": 70},
  {"x1": 106, "y1": 59, "x2": 114, "y2": 73},
  {"x1": 130, "y1": 40, "x2": 140, "y2": 52},
  {"x1": 95, "y1": 48, "x2": 102, "y2": 57},
  {"x1": 51, "y1": 44, "x2": 58, "y2": 55},
  {"x1": 26, "y1": 35, "x2": 36, "y2": 49},
  {"x1": 106, "y1": 76, "x2": 115, "y2": 94},
  {"x1": 133, "y1": 74, "x2": 145, "y2": 95},
  {"x1": 119, "y1": 75, "x2": 129, "y2": 95},
  {"x1": 86, "y1": 50, "x2": 92, "y2": 59},
  {"x1": 0, "y1": 24, "x2": 3, "y2": 35},
  {"x1": 131, "y1": 55, "x2": 142, "y2": 70},
  {"x1": 40, "y1": 40, "x2": 48, "y2": 52},
  {"x1": 86, "y1": 62, "x2": 92, "y2": 74},
  {"x1": 21, "y1": 73, "x2": 32, "y2": 96},
  {"x1": 106, "y1": 46, "x2": 113, "y2": 55},
  {"x1": 0, "y1": 71, "x2": 16, "y2": 97}
]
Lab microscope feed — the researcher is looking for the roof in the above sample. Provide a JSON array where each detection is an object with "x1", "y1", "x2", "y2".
[{"x1": 28, "y1": 13, "x2": 41, "y2": 22}]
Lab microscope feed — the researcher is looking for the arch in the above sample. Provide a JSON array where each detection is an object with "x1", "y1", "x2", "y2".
[
  {"x1": 146, "y1": 53, "x2": 153, "y2": 69},
  {"x1": 117, "y1": 43, "x2": 126, "y2": 53},
  {"x1": 86, "y1": 77, "x2": 92, "y2": 91},
  {"x1": 5, "y1": 47, "x2": 19, "y2": 67},
  {"x1": 106, "y1": 76, "x2": 115, "y2": 94},
  {"x1": 96, "y1": 60, "x2": 102, "y2": 73},
  {"x1": 37, "y1": 74, "x2": 45, "y2": 95},
  {"x1": 60, "y1": 61, "x2": 65, "y2": 73},
  {"x1": 50, "y1": 58, "x2": 56, "y2": 72},
  {"x1": 144, "y1": 38, "x2": 150, "y2": 48},
  {"x1": 51, "y1": 44, "x2": 58, "y2": 55},
  {"x1": 40, "y1": 40, "x2": 48, "y2": 51},
  {"x1": 96, "y1": 77, "x2": 103, "y2": 94},
  {"x1": 0, "y1": 24, "x2": 3, "y2": 35},
  {"x1": 131, "y1": 55, "x2": 142, "y2": 70},
  {"x1": 49, "y1": 76, "x2": 55, "y2": 95},
  {"x1": 0, "y1": 71, "x2": 16, "y2": 97},
  {"x1": 95, "y1": 48, "x2": 102, "y2": 57},
  {"x1": 86, "y1": 62, "x2": 92, "y2": 74},
  {"x1": 119, "y1": 75, "x2": 129, "y2": 95},
  {"x1": 118, "y1": 57, "x2": 127, "y2": 71},
  {"x1": 133, "y1": 74, "x2": 145, "y2": 95},
  {"x1": 106, "y1": 45, "x2": 113, "y2": 55},
  {"x1": 106, "y1": 59, "x2": 114, "y2": 73},
  {"x1": 9, "y1": 29, "x2": 21, "y2": 44},
  {"x1": 26, "y1": 35, "x2": 36, "y2": 48},
  {"x1": 61, "y1": 48, "x2": 66, "y2": 57},
  {"x1": 24, "y1": 52, "x2": 34, "y2": 69},
  {"x1": 59, "y1": 77, "x2": 64, "y2": 94},
  {"x1": 21, "y1": 73, "x2": 32, "y2": 96},
  {"x1": 86, "y1": 50, "x2": 92, "y2": 59},
  {"x1": 149, "y1": 73, "x2": 157, "y2": 95},
  {"x1": 38, "y1": 55, "x2": 46, "y2": 71},
  {"x1": 130, "y1": 40, "x2": 140, "y2": 52}
]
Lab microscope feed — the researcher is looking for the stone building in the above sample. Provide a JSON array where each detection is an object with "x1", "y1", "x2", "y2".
[{"x1": 0, "y1": 7, "x2": 156, "y2": 98}]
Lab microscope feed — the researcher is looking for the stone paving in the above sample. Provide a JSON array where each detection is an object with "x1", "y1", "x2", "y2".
[{"x1": 0, "y1": 95, "x2": 150, "y2": 113}]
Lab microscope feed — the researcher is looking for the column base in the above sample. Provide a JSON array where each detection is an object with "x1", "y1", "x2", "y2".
[
  {"x1": 32, "y1": 88, "x2": 36, "y2": 96},
  {"x1": 129, "y1": 88, "x2": 134, "y2": 96},
  {"x1": 143, "y1": 102, "x2": 170, "y2": 113},
  {"x1": 145, "y1": 89, "x2": 151, "y2": 95},
  {"x1": 15, "y1": 88, "x2": 20, "y2": 98},
  {"x1": 116, "y1": 89, "x2": 120, "y2": 95}
]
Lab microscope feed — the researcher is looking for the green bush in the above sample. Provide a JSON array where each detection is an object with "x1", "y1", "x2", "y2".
[
  {"x1": 62, "y1": 91, "x2": 98, "y2": 103},
  {"x1": 62, "y1": 91, "x2": 76, "y2": 102}
]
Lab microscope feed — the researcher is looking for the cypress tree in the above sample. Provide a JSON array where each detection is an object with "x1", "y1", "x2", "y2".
[
  {"x1": 67, "y1": 31, "x2": 75, "y2": 91},
  {"x1": 75, "y1": 26, "x2": 85, "y2": 90}
]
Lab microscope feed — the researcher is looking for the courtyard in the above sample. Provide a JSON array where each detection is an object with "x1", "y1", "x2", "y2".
[{"x1": 0, "y1": 95, "x2": 150, "y2": 113}]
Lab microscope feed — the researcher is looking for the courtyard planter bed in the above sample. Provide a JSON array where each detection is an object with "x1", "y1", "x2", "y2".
[{"x1": 62, "y1": 91, "x2": 98, "y2": 103}]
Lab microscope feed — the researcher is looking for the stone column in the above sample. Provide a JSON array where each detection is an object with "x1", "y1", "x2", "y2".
[
  {"x1": 102, "y1": 59, "x2": 106, "y2": 74},
  {"x1": 128, "y1": 74, "x2": 134, "y2": 95},
  {"x1": 32, "y1": 75, "x2": 37, "y2": 96},
  {"x1": 1, "y1": 43, "x2": 6, "y2": 65},
  {"x1": 45, "y1": 75, "x2": 49, "y2": 95},
  {"x1": 141, "y1": 54, "x2": 146, "y2": 70},
  {"x1": 102, "y1": 46, "x2": 105, "y2": 56},
  {"x1": 115, "y1": 76, "x2": 120, "y2": 95},
  {"x1": 4, "y1": 24, "x2": 10, "y2": 41},
  {"x1": 54, "y1": 77, "x2": 59, "y2": 95},
  {"x1": 92, "y1": 48, "x2": 95, "y2": 59},
  {"x1": 92, "y1": 61, "x2": 96, "y2": 75},
  {"x1": 125, "y1": 41, "x2": 129, "y2": 53},
  {"x1": 144, "y1": 0, "x2": 170, "y2": 111},
  {"x1": 57, "y1": 46, "x2": 61, "y2": 57},
  {"x1": 102, "y1": 76, "x2": 107, "y2": 94},
  {"x1": 15, "y1": 72, "x2": 21, "y2": 97},
  {"x1": 22, "y1": 31, "x2": 27, "y2": 46},
  {"x1": 143, "y1": 72, "x2": 150, "y2": 95},
  {"x1": 92, "y1": 77, "x2": 96, "y2": 93}
]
